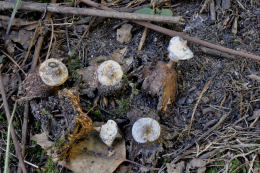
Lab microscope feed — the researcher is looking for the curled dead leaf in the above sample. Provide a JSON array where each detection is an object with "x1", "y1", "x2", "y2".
[
  {"x1": 61, "y1": 131, "x2": 126, "y2": 173},
  {"x1": 142, "y1": 61, "x2": 177, "y2": 112}
]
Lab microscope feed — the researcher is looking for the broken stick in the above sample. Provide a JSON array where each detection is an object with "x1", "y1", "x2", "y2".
[
  {"x1": 80, "y1": 0, "x2": 260, "y2": 61},
  {"x1": 0, "y1": 1, "x2": 183, "y2": 24}
]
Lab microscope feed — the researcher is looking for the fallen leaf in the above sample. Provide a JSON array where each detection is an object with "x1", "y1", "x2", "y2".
[
  {"x1": 77, "y1": 65, "x2": 99, "y2": 98},
  {"x1": 167, "y1": 161, "x2": 185, "y2": 173},
  {"x1": 31, "y1": 132, "x2": 53, "y2": 149},
  {"x1": 186, "y1": 158, "x2": 207, "y2": 173},
  {"x1": 142, "y1": 61, "x2": 177, "y2": 112},
  {"x1": 134, "y1": 8, "x2": 154, "y2": 15},
  {"x1": 248, "y1": 74, "x2": 260, "y2": 81},
  {"x1": 10, "y1": 29, "x2": 34, "y2": 49},
  {"x1": 117, "y1": 24, "x2": 132, "y2": 43},
  {"x1": 109, "y1": 47, "x2": 133, "y2": 72},
  {"x1": 61, "y1": 131, "x2": 126, "y2": 173}
]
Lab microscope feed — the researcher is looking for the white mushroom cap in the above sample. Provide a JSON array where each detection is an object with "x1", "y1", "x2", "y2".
[
  {"x1": 39, "y1": 58, "x2": 68, "y2": 86},
  {"x1": 167, "y1": 36, "x2": 194, "y2": 61},
  {"x1": 132, "y1": 118, "x2": 161, "y2": 143},
  {"x1": 97, "y1": 60, "x2": 123, "y2": 86},
  {"x1": 100, "y1": 120, "x2": 121, "y2": 147}
]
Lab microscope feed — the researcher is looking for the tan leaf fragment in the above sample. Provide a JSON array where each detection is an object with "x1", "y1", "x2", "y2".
[
  {"x1": 248, "y1": 74, "x2": 260, "y2": 81},
  {"x1": 61, "y1": 131, "x2": 126, "y2": 173},
  {"x1": 31, "y1": 132, "x2": 53, "y2": 149},
  {"x1": 142, "y1": 61, "x2": 177, "y2": 112},
  {"x1": 167, "y1": 161, "x2": 185, "y2": 173},
  {"x1": 186, "y1": 159, "x2": 207, "y2": 173},
  {"x1": 117, "y1": 24, "x2": 133, "y2": 43}
]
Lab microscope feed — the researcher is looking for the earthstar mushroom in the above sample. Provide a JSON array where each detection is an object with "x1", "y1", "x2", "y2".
[
  {"x1": 100, "y1": 120, "x2": 121, "y2": 147},
  {"x1": 167, "y1": 36, "x2": 194, "y2": 68},
  {"x1": 39, "y1": 58, "x2": 68, "y2": 86},
  {"x1": 97, "y1": 60, "x2": 124, "y2": 95},
  {"x1": 132, "y1": 117, "x2": 161, "y2": 143},
  {"x1": 97, "y1": 60, "x2": 123, "y2": 86}
]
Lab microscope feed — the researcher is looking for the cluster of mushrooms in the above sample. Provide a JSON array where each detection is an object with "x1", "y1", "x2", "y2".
[{"x1": 24, "y1": 36, "x2": 193, "y2": 148}]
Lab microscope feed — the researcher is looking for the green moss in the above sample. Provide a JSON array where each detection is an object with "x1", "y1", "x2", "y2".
[
  {"x1": 28, "y1": 142, "x2": 44, "y2": 161},
  {"x1": 35, "y1": 122, "x2": 41, "y2": 133},
  {"x1": 44, "y1": 157, "x2": 57, "y2": 173},
  {"x1": 122, "y1": 74, "x2": 129, "y2": 84},
  {"x1": 39, "y1": 0, "x2": 51, "y2": 2},
  {"x1": 0, "y1": 114, "x2": 7, "y2": 125},
  {"x1": 111, "y1": 98, "x2": 130, "y2": 118},
  {"x1": 229, "y1": 158, "x2": 246, "y2": 173},
  {"x1": 54, "y1": 137, "x2": 66, "y2": 148},
  {"x1": 68, "y1": 55, "x2": 82, "y2": 87},
  {"x1": 254, "y1": 162, "x2": 260, "y2": 168},
  {"x1": 206, "y1": 168, "x2": 217, "y2": 173}
]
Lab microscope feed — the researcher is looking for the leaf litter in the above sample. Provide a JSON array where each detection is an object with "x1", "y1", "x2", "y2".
[{"x1": 0, "y1": 0, "x2": 259, "y2": 172}]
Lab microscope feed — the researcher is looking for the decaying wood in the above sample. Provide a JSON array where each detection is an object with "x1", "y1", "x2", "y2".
[{"x1": 0, "y1": 1, "x2": 183, "y2": 24}]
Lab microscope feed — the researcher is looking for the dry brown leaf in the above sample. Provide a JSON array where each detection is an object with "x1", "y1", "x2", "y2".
[
  {"x1": 31, "y1": 132, "x2": 53, "y2": 149},
  {"x1": 110, "y1": 47, "x2": 133, "y2": 73},
  {"x1": 248, "y1": 74, "x2": 260, "y2": 81},
  {"x1": 33, "y1": 131, "x2": 126, "y2": 173},
  {"x1": 58, "y1": 89, "x2": 93, "y2": 142},
  {"x1": 167, "y1": 161, "x2": 185, "y2": 173},
  {"x1": 10, "y1": 29, "x2": 34, "y2": 49},
  {"x1": 186, "y1": 158, "x2": 207, "y2": 173},
  {"x1": 60, "y1": 131, "x2": 126, "y2": 173},
  {"x1": 77, "y1": 65, "x2": 99, "y2": 98},
  {"x1": 142, "y1": 61, "x2": 177, "y2": 112},
  {"x1": 117, "y1": 24, "x2": 133, "y2": 43}
]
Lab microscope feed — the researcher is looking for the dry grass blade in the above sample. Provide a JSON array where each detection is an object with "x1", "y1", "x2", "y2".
[
  {"x1": 4, "y1": 101, "x2": 17, "y2": 173},
  {"x1": 188, "y1": 80, "x2": 211, "y2": 134},
  {"x1": 6, "y1": 0, "x2": 21, "y2": 35},
  {"x1": 1, "y1": 50, "x2": 26, "y2": 75},
  {"x1": 0, "y1": 73, "x2": 27, "y2": 173}
]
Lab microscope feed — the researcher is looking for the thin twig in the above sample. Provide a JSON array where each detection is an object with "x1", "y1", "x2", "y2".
[
  {"x1": 248, "y1": 154, "x2": 257, "y2": 173},
  {"x1": 80, "y1": 0, "x2": 260, "y2": 61},
  {"x1": 225, "y1": 148, "x2": 260, "y2": 172},
  {"x1": 0, "y1": 50, "x2": 26, "y2": 75},
  {"x1": 123, "y1": 159, "x2": 160, "y2": 171},
  {"x1": 0, "y1": 15, "x2": 38, "y2": 28},
  {"x1": 138, "y1": 27, "x2": 148, "y2": 51},
  {"x1": 0, "y1": 73, "x2": 27, "y2": 173},
  {"x1": 74, "y1": 17, "x2": 96, "y2": 53},
  {"x1": 0, "y1": 1, "x2": 183, "y2": 24},
  {"x1": 21, "y1": 24, "x2": 40, "y2": 67},
  {"x1": 163, "y1": 112, "x2": 230, "y2": 161},
  {"x1": 188, "y1": 80, "x2": 211, "y2": 134},
  {"x1": 21, "y1": 104, "x2": 29, "y2": 160},
  {"x1": 30, "y1": 28, "x2": 45, "y2": 71},
  {"x1": 0, "y1": 147, "x2": 38, "y2": 168},
  {"x1": 45, "y1": 19, "x2": 54, "y2": 60}
]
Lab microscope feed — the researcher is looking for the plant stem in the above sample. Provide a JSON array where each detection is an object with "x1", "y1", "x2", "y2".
[
  {"x1": 4, "y1": 101, "x2": 18, "y2": 173},
  {"x1": 6, "y1": 0, "x2": 21, "y2": 35}
]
